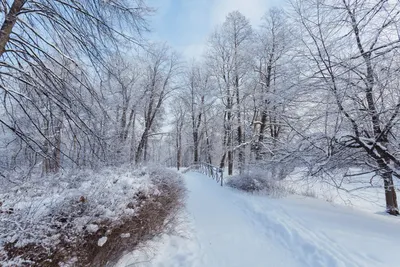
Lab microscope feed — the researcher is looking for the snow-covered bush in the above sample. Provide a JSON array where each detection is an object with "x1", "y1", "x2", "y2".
[
  {"x1": 0, "y1": 166, "x2": 186, "y2": 266},
  {"x1": 226, "y1": 169, "x2": 283, "y2": 196}
]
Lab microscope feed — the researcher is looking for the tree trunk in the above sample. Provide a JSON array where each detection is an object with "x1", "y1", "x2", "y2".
[
  {"x1": 119, "y1": 106, "x2": 127, "y2": 142},
  {"x1": 143, "y1": 137, "x2": 148, "y2": 162},
  {"x1": 236, "y1": 98, "x2": 244, "y2": 173},
  {"x1": 378, "y1": 153, "x2": 399, "y2": 215},
  {"x1": 219, "y1": 152, "x2": 226, "y2": 170},
  {"x1": 52, "y1": 122, "x2": 62, "y2": 173},
  {"x1": 383, "y1": 171, "x2": 399, "y2": 216},
  {"x1": 227, "y1": 101, "x2": 233, "y2": 175},
  {"x1": 135, "y1": 129, "x2": 148, "y2": 164},
  {"x1": 176, "y1": 135, "x2": 182, "y2": 171},
  {"x1": 228, "y1": 149, "x2": 233, "y2": 176},
  {"x1": 255, "y1": 58, "x2": 273, "y2": 161},
  {"x1": 256, "y1": 109, "x2": 268, "y2": 161},
  {"x1": 193, "y1": 132, "x2": 199, "y2": 163},
  {"x1": 130, "y1": 113, "x2": 137, "y2": 162},
  {"x1": 176, "y1": 118, "x2": 183, "y2": 170},
  {"x1": 0, "y1": 0, "x2": 25, "y2": 57}
]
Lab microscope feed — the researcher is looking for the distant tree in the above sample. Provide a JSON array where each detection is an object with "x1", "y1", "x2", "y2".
[
  {"x1": 135, "y1": 44, "x2": 180, "y2": 164},
  {"x1": 207, "y1": 11, "x2": 253, "y2": 175},
  {"x1": 252, "y1": 8, "x2": 289, "y2": 162}
]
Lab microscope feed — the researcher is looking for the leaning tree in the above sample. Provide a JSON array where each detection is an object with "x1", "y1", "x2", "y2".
[{"x1": 0, "y1": 0, "x2": 152, "y2": 173}]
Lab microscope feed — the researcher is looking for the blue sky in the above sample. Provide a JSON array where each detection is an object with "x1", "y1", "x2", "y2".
[{"x1": 147, "y1": 0, "x2": 283, "y2": 58}]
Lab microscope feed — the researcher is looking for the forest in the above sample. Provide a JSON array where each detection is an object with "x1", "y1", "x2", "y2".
[{"x1": 1, "y1": 0, "x2": 400, "y2": 266}]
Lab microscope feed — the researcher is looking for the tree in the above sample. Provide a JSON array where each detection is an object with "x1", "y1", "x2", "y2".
[
  {"x1": 252, "y1": 8, "x2": 289, "y2": 162},
  {"x1": 135, "y1": 44, "x2": 180, "y2": 164},
  {"x1": 183, "y1": 61, "x2": 212, "y2": 164},
  {"x1": 171, "y1": 98, "x2": 186, "y2": 170},
  {"x1": 102, "y1": 54, "x2": 142, "y2": 163},
  {"x1": 207, "y1": 11, "x2": 253, "y2": 175},
  {"x1": 293, "y1": 0, "x2": 400, "y2": 215},
  {"x1": 0, "y1": 0, "x2": 152, "y2": 172}
]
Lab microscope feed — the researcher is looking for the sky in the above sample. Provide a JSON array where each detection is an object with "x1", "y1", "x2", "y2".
[{"x1": 147, "y1": 0, "x2": 284, "y2": 59}]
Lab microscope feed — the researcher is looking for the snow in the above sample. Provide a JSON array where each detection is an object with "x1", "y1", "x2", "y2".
[
  {"x1": 282, "y1": 168, "x2": 400, "y2": 214},
  {"x1": 120, "y1": 233, "x2": 131, "y2": 238},
  {"x1": 116, "y1": 171, "x2": 400, "y2": 267},
  {"x1": 87, "y1": 224, "x2": 100, "y2": 233},
  {"x1": 0, "y1": 166, "x2": 164, "y2": 265},
  {"x1": 98, "y1": 236, "x2": 108, "y2": 247}
]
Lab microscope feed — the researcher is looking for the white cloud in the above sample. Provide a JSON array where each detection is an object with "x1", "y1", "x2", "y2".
[
  {"x1": 148, "y1": 0, "x2": 282, "y2": 59},
  {"x1": 180, "y1": 0, "x2": 279, "y2": 59},
  {"x1": 181, "y1": 43, "x2": 207, "y2": 60}
]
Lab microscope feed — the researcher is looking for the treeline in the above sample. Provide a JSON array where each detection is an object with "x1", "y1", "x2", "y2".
[
  {"x1": 1, "y1": 0, "x2": 400, "y2": 215},
  {"x1": 166, "y1": 1, "x2": 400, "y2": 215}
]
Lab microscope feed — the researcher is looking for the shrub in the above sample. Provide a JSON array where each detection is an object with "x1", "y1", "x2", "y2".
[
  {"x1": 301, "y1": 188, "x2": 317, "y2": 198},
  {"x1": 226, "y1": 170, "x2": 283, "y2": 196}
]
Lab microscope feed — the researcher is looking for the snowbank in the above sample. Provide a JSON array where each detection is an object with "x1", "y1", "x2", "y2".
[{"x1": 0, "y1": 166, "x2": 186, "y2": 266}]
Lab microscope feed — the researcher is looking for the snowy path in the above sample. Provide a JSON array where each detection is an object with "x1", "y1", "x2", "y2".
[{"x1": 116, "y1": 172, "x2": 400, "y2": 267}]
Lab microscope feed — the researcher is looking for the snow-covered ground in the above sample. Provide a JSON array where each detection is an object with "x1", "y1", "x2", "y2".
[
  {"x1": 116, "y1": 172, "x2": 400, "y2": 267},
  {"x1": 282, "y1": 168, "x2": 397, "y2": 214},
  {"x1": 0, "y1": 166, "x2": 167, "y2": 266}
]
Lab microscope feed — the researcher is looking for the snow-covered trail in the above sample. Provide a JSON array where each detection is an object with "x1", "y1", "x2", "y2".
[
  {"x1": 180, "y1": 173, "x2": 300, "y2": 267},
  {"x1": 116, "y1": 172, "x2": 400, "y2": 267}
]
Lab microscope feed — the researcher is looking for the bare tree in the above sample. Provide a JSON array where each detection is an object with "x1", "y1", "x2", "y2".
[
  {"x1": 252, "y1": 8, "x2": 289, "y2": 162},
  {"x1": 182, "y1": 61, "x2": 212, "y2": 164},
  {"x1": 0, "y1": 0, "x2": 152, "y2": 173},
  {"x1": 207, "y1": 11, "x2": 253, "y2": 175},
  {"x1": 293, "y1": 0, "x2": 400, "y2": 215},
  {"x1": 135, "y1": 44, "x2": 180, "y2": 164},
  {"x1": 171, "y1": 98, "x2": 186, "y2": 170}
]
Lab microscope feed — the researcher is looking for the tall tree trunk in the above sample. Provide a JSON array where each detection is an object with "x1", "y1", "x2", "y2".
[
  {"x1": 130, "y1": 113, "x2": 137, "y2": 162},
  {"x1": 256, "y1": 109, "x2": 268, "y2": 161},
  {"x1": 123, "y1": 109, "x2": 135, "y2": 141},
  {"x1": 235, "y1": 76, "x2": 244, "y2": 174},
  {"x1": 228, "y1": 148, "x2": 233, "y2": 176},
  {"x1": 193, "y1": 132, "x2": 199, "y2": 163},
  {"x1": 143, "y1": 137, "x2": 148, "y2": 162},
  {"x1": 42, "y1": 120, "x2": 50, "y2": 175},
  {"x1": 119, "y1": 106, "x2": 128, "y2": 142},
  {"x1": 135, "y1": 129, "x2": 148, "y2": 164},
  {"x1": 52, "y1": 122, "x2": 62, "y2": 173},
  {"x1": 0, "y1": 0, "x2": 25, "y2": 57},
  {"x1": 220, "y1": 107, "x2": 234, "y2": 175},
  {"x1": 255, "y1": 55, "x2": 274, "y2": 161},
  {"x1": 176, "y1": 117, "x2": 184, "y2": 170},
  {"x1": 176, "y1": 131, "x2": 182, "y2": 171}
]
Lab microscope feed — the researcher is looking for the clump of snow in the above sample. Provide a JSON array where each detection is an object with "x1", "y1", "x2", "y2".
[
  {"x1": 97, "y1": 236, "x2": 108, "y2": 247},
  {"x1": 86, "y1": 224, "x2": 99, "y2": 233},
  {"x1": 120, "y1": 233, "x2": 130, "y2": 238}
]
